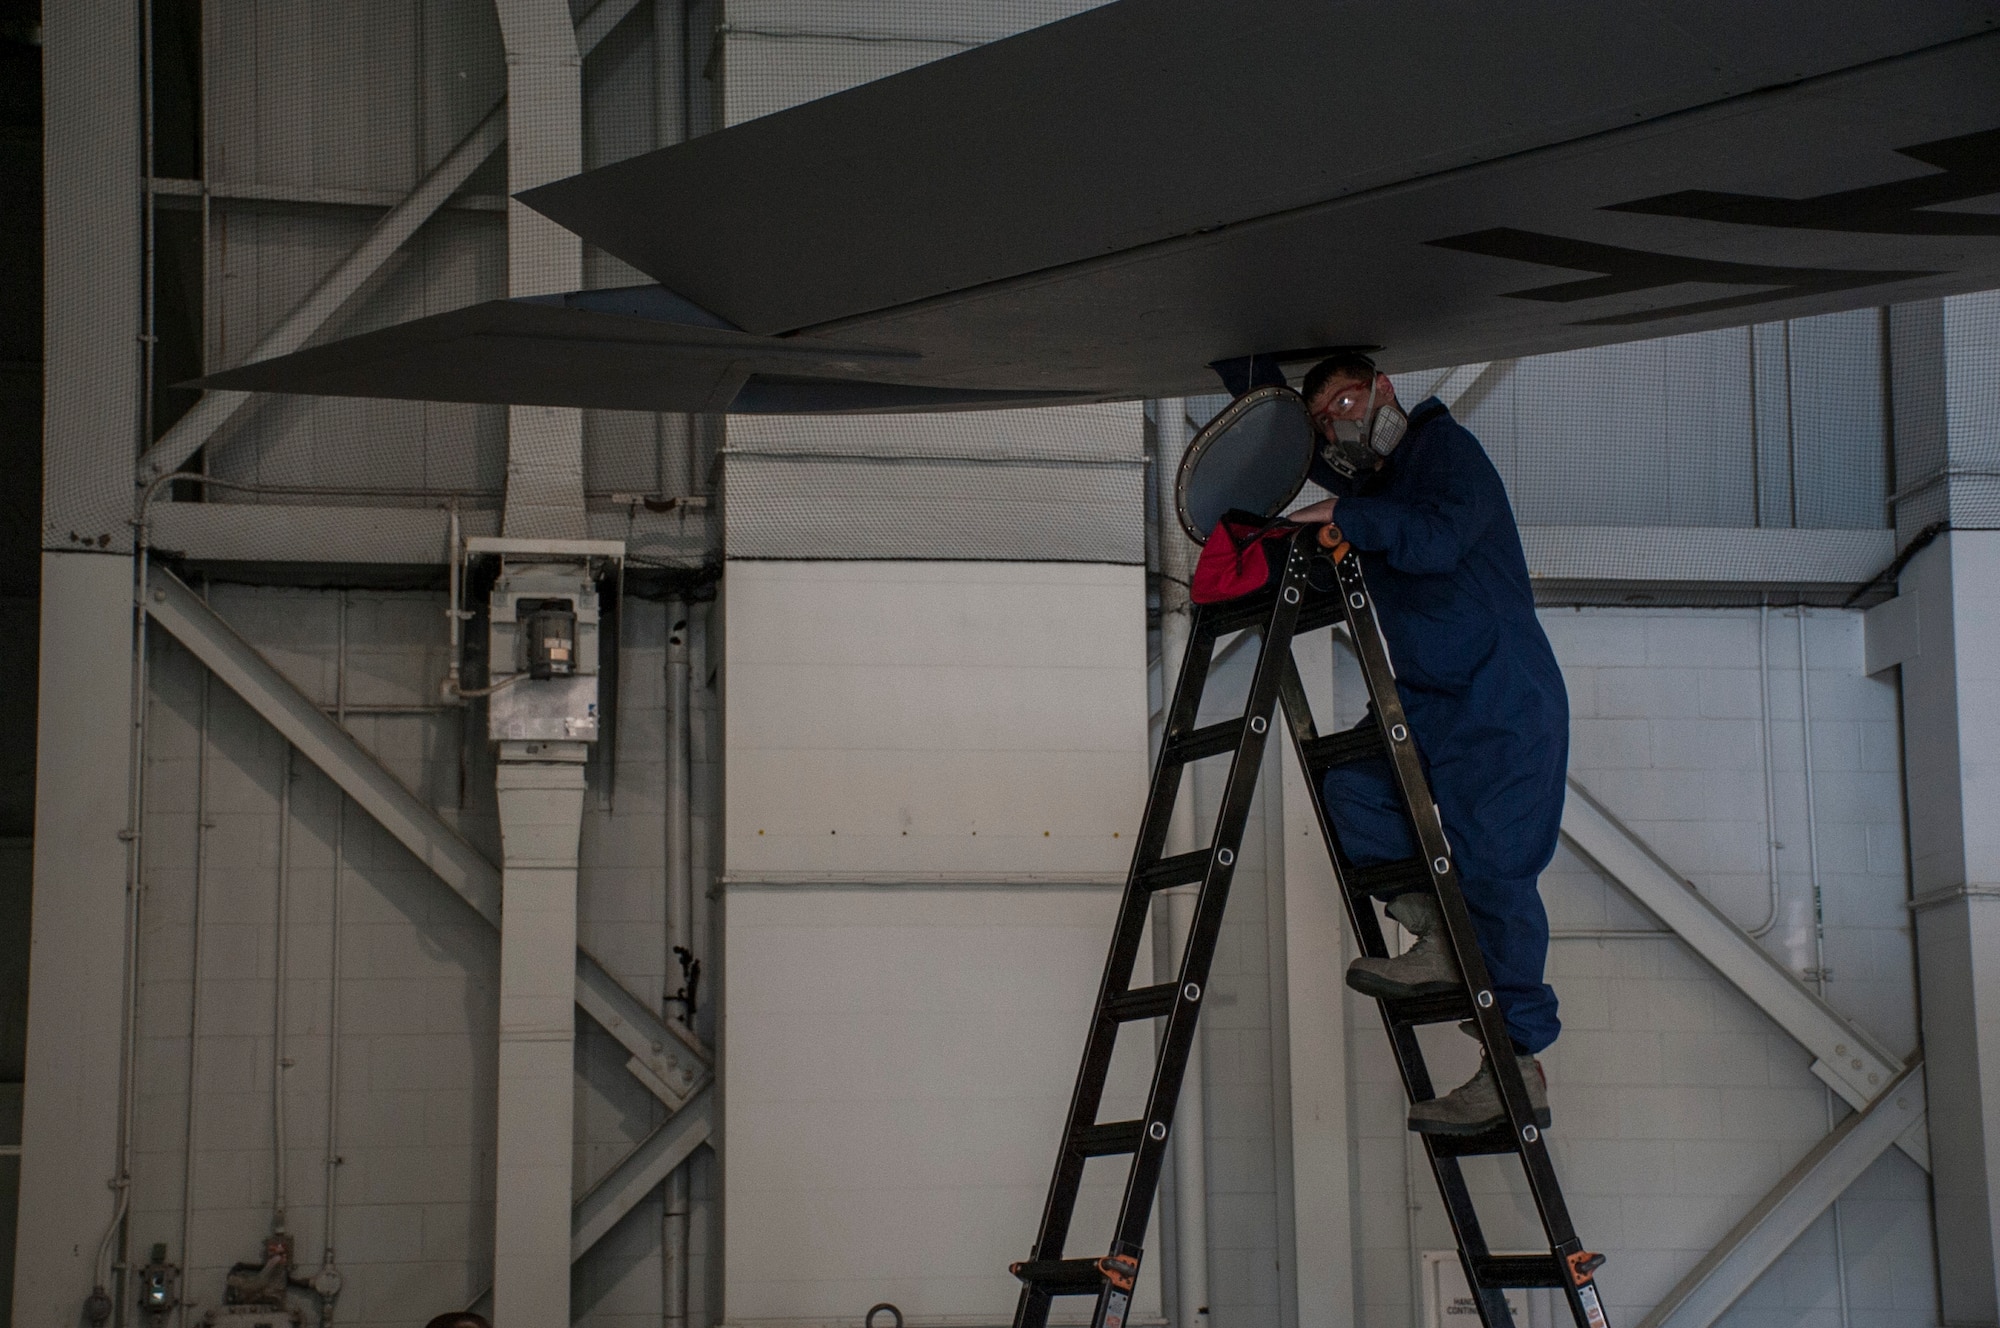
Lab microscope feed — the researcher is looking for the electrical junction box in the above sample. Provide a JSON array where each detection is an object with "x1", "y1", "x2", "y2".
[{"x1": 470, "y1": 539, "x2": 622, "y2": 744}]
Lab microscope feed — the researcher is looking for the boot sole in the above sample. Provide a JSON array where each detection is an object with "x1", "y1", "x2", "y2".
[
  {"x1": 1408, "y1": 1107, "x2": 1554, "y2": 1137},
  {"x1": 1343, "y1": 969, "x2": 1461, "y2": 1001}
]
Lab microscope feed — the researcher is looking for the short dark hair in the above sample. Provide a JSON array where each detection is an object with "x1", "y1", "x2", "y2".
[
  {"x1": 425, "y1": 1315, "x2": 491, "y2": 1328},
  {"x1": 1300, "y1": 352, "x2": 1380, "y2": 405}
]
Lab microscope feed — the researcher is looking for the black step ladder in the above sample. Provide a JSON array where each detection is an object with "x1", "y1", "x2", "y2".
[{"x1": 1009, "y1": 529, "x2": 1610, "y2": 1328}]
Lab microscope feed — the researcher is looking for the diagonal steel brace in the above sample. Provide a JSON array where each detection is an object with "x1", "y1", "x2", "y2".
[{"x1": 142, "y1": 564, "x2": 705, "y2": 1107}]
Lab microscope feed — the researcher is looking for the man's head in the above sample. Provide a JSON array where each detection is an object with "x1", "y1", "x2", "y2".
[
  {"x1": 1300, "y1": 352, "x2": 1396, "y2": 432},
  {"x1": 1300, "y1": 353, "x2": 1407, "y2": 478}
]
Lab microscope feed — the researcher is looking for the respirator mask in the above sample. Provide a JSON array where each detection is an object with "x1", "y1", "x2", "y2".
[{"x1": 1317, "y1": 377, "x2": 1408, "y2": 480}]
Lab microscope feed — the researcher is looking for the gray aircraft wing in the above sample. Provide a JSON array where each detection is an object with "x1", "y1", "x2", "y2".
[{"x1": 203, "y1": 0, "x2": 2000, "y2": 412}]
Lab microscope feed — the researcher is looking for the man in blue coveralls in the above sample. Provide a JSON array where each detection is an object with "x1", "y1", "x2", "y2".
[{"x1": 1267, "y1": 351, "x2": 1567, "y2": 1135}]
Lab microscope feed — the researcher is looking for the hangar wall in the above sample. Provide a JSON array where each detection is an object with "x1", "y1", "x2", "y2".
[{"x1": 19, "y1": 1, "x2": 1998, "y2": 1327}]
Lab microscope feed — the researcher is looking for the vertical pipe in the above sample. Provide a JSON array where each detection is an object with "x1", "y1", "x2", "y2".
[
  {"x1": 664, "y1": 600, "x2": 693, "y2": 1328},
  {"x1": 1798, "y1": 608, "x2": 1826, "y2": 990},
  {"x1": 177, "y1": 663, "x2": 212, "y2": 1328},
  {"x1": 273, "y1": 746, "x2": 293, "y2": 1236},
  {"x1": 318, "y1": 592, "x2": 348, "y2": 1321},
  {"x1": 1783, "y1": 321, "x2": 1800, "y2": 529},
  {"x1": 1751, "y1": 603, "x2": 1780, "y2": 937},
  {"x1": 1795, "y1": 608, "x2": 1851, "y2": 1327},
  {"x1": 102, "y1": 502, "x2": 166, "y2": 1322},
  {"x1": 140, "y1": 0, "x2": 157, "y2": 450},
  {"x1": 1151, "y1": 398, "x2": 1209, "y2": 1328},
  {"x1": 445, "y1": 501, "x2": 464, "y2": 698},
  {"x1": 1749, "y1": 325, "x2": 1762, "y2": 529}
]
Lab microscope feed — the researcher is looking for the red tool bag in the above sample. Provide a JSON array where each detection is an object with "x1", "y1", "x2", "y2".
[{"x1": 1190, "y1": 510, "x2": 1296, "y2": 604}]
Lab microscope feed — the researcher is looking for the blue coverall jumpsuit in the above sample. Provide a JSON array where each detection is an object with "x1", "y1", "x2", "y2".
[{"x1": 1308, "y1": 398, "x2": 1568, "y2": 1053}]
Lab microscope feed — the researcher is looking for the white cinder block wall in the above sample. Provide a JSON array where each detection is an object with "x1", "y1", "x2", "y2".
[
  {"x1": 1316, "y1": 607, "x2": 1931, "y2": 1328},
  {"x1": 126, "y1": 585, "x2": 717, "y2": 1328},
  {"x1": 720, "y1": 561, "x2": 1160, "y2": 1327}
]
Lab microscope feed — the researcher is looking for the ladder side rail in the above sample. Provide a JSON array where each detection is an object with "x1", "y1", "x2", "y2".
[
  {"x1": 1013, "y1": 580, "x2": 1231, "y2": 1328},
  {"x1": 1329, "y1": 554, "x2": 1605, "y2": 1322},
  {"x1": 1089, "y1": 538, "x2": 1314, "y2": 1327},
  {"x1": 1276, "y1": 650, "x2": 1514, "y2": 1328}
]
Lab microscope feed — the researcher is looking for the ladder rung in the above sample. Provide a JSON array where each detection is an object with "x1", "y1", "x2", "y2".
[
  {"x1": 1346, "y1": 857, "x2": 1433, "y2": 898},
  {"x1": 1382, "y1": 990, "x2": 1474, "y2": 1026},
  {"x1": 1105, "y1": 983, "x2": 1178, "y2": 1022},
  {"x1": 1203, "y1": 594, "x2": 1278, "y2": 635},
  {"x1": 1427, "y1": 1123, "x2": 1520, "y2": 1158},
  {"x1": 1470, "y1": 1255, "x2": 1567, "y2": 1289},
  {"x1": 1301, "y1": 725, "x2": 1383, "y2": 772},
  {"x1": 1167, "y1": 719, "x2": 1245, "y2": 764},
  {"x1": 1009, "y1": 1257, "x2": 1107, "y2": 1294},
  {"x1": 1140, "y1": 850, "x2": 1212, "y2": 891},
  {"x1": 1297, "y1": 594, "x2": 1343, "y2": 633},
  {"x1": 1072, "y1": 1120, "x2": 1146, "y2": 1156}
]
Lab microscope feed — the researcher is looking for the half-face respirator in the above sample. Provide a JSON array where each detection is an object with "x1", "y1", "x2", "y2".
[{"x1": 1317, "y1": 377, "x2": 1408, "y2": 480}]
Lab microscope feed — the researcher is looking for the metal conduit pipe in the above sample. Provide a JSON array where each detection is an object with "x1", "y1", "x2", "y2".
[
  {"x1": 315, "y1": 592, "x2": 349, "y2": 1322},
  {"x1": 1796, "y1": 607, "x2": 1854, "y2": 1328},
  {"x1": 1751, "y1": 603, "x2": 1783, "y2": 937},
  {"x1": 93, "y1": 449, "x2": 173, "y2": 1324},
  {"x1": 177, "y1": 662, "x2": 213, "y2": 1328},
  {"x1": 1150, "y1": 399, "x2": 1210, "y2": 1328},
  {"x1": 273, "y1": 746, "x2": 295, "y2": 1238},
  {"x1": 664, "y1": 601, "x2": 693, "y2": 1328}
]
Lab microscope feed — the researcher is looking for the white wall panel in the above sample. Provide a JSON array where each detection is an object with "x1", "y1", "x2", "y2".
[
  {"x1": 205, "y1": 206, "x2": 507, "y2": 497},
  {"x1": 723, "y1": 885, "x2": 1161, "y2": 1326},
  {"x1": 77, "y1": 585, "x2": 709, "y2": 1328},
  {"x1": 720, "y1": 558, "x2": 1152, "y2": 1323},
  {"x1": 724, "y1": 561, "x2": 1146, "y2": 879},
  {"x1": 1317, "y1": 607, "x2": 1932, "y2": 1326}
]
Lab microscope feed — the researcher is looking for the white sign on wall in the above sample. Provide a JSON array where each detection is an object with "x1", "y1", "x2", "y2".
[{"x1": 1422, "y1": 1250, "x2": 1539, "y2": 1328}]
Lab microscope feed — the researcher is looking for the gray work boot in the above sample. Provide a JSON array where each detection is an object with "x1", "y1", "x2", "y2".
[
  {"x1": 1345, "y1": 892, "x2": 1460, "y2": 999},
  {"x1": 1408, "y1": 1051, "x2": 1552, "y2": 1136}
]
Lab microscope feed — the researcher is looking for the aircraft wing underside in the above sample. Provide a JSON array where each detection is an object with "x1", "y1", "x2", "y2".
[{"x1": 203, "y1": 0, "x2": 2000, "y2": 413}]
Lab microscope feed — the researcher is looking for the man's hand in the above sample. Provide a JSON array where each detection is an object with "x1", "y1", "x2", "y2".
[{"x1": 1287, "y1": 497, "x2": 1338, "y2": 524}]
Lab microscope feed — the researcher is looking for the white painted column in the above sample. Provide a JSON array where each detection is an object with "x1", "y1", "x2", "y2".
[
  {"x1": 16, "y1": 0, "x2": 145, "y2": 1314},
  {"x1": 493, "y1": 756, "x2": 588, "y2": 1328},
  {"x1": 1890, "y1": 292, "x2": 2000, "y2": 1327},
  {"x1": 495, "y1": 0, "x2": 585, "y2": 540},
  {"x1": 1151, "y1": 399, "x2": 1211, "y2": 1328},
  {"x1": 488, "y1": 12, "x2": 588, "y2": 1317},
  {"x1": 1274, "y1": 628, "x2": 1355, "y2": 1327},
  {"x1": 15, "y1": 556, "x2": 141, "y2": 1324},
  {"x1": 1898, "y1": 533, "x2": 2000, "y2": 1327}
]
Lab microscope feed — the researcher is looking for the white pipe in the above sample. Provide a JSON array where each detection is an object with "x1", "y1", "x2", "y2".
[
  {"x1": 177, "y1": 662, "x2": 212, "y2": 1328},
  {"x1": 317, "y1": 593, "x2": 348, "y2": 1321},
  {"x1": 1796, "y1": 608, "x2": 1851, "y2": 1328},
  {"x1": 664, "y1": 601, "x2": 693, "y2": 1328},
  {"x1": 445, "y1": 501, "x2": 463, "y2": 698},
  {"x1": 273, "y1": 746, "x2": 294, "y2": 1236},
  {"x1": 98, "y1": 458, "x2": 171, "y2": 1318},
  {"x1": 1751, "y1": 603, "x2": 1782, "y2": 937},
  {"x1": 1798, "y1": 608, "x2": 1826, "y2": 992},
  {"x1": 1150, "y1": 399, "x2": 1209, "y2": 1328}
]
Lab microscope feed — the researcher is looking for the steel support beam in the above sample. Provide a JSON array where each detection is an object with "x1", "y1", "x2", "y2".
[
  {"x1": 141, "y1": 566, "x2": 703, "y2": 1103},
  {"x1": 133, "y1": 0, "x2": 649, "y2": 486},
  {"x1": 573, "y1": 1086, "x2": 715, "y2": 1261},
  {"x1": 1559, "y1": 776, "x2": 1928, "y2": 1170},
  {"x1": 1637, "y1": 1061, "x2": 1927, "y2": 1328},
  {"x1": 146, "y1": 565, "x2": 503, "y2": 918},
  {"x1": 470, "y1": 1083, "x2": 715, "y2": 1320}
]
